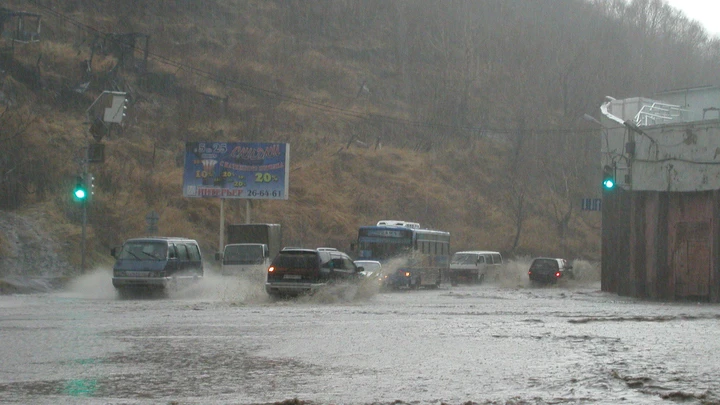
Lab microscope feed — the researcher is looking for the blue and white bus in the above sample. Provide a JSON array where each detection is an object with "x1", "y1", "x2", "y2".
[{"x1": 355, "y1": 221, "x2": 450, "y2": 289}]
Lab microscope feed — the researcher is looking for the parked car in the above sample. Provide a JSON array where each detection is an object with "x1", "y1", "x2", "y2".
[
  {"x1": 265, "y1": 248, "x2": 361, "y2": 297},
  {"x1": 111, "y1": 237, "x2": 204, "y2": 295},
  {"x1": 528, "y1": 257, "x2": 574, "y2": 284}
]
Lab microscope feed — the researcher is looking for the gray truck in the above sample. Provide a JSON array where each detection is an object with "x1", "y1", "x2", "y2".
[{"x1": 216, "y1": 223, "x2": 282, "y2": 277}]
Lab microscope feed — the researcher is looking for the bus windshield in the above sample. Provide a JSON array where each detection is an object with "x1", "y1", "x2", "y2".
[
  {"x1": 358, "y1": 239, "x2": 412, "y2": 260},
  {"x1": 357, "y1": 227, "x2": 413, "y2": 260}
]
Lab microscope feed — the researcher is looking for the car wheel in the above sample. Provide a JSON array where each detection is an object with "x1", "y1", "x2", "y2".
[
  {"x1": 116, "y1": 288, "x2": 131, "y2": 299},
  {"x1": 168, "y1": 276, "x2": 179, "y2": 293}
]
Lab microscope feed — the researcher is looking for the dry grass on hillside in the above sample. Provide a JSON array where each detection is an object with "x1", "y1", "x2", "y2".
[
  {"x1": 35, "y1": 133, "x2": 599, "y2": 269},
  {"x1": 0, "y1": 0, "x2": 600, "y2": 274}
]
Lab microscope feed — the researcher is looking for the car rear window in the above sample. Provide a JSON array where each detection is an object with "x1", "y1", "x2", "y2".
[
  {"x1": 119, "y1": 241, "x2": 167, "y2": 260},
  {"x1": 531, "y1": 259, "x2": 558, "y2": 270},
  {"x1": 272, "y1": 252, "x2": 320, "y2": 269}
]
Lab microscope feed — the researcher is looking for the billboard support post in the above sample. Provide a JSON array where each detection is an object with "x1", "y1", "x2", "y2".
[{"x1": 219, "y1": 198, "x2": 225, "y2": 254}]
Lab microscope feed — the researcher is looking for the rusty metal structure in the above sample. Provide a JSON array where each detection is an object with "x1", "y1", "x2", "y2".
[
  {"x1": 599, "y1": 86, "x2": 720, "y2": 301},
  {"x1": 0, "y1": 8, "x2": 41, "y2": 44}
]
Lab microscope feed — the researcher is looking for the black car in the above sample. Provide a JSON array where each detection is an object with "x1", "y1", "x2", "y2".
[
  {"x1": 265, "y1": 248, "x2": 362, "y2": 297},
  {"x1": 528, "y1": 257, "x2": 574, "y2": 284}
]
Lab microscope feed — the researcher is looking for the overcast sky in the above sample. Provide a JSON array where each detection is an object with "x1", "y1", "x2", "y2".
[{"x1": 664, "y1": 0, "x2": 720, "y2": 38}]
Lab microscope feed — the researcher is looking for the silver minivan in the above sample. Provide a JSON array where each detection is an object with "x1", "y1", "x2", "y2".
[
  {"x1": 111, "y1": 237, "x2": 204, "y2": 295},
  {"x1": 449, "y1": 250, "x2": 503, "y2": 284}
]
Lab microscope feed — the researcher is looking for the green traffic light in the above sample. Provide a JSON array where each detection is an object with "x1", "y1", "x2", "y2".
[
  {"x1": 603, "y1": 178, "x2": 615, "y2": 189},
  {"x1": 73, "y1": 175, "x2": 88, "y2": 201}
]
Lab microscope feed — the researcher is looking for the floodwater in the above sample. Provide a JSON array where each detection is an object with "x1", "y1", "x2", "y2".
[{"x1": 1, "y1": 260, "x2": 720, "y2": 405}]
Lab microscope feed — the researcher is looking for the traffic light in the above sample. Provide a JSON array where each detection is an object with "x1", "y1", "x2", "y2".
[
  {"x1": 86, "y1": 173, "x2": 95, "y2": 201},
  {"x1": 73, "y1": 176, "x2": 88, "y2": 202},
  {"x1": 602, "y1": 165, "x2": 615, "y2": 190}
]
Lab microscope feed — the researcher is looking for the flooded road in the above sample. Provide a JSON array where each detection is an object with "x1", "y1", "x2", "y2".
[{"x1": 2, "y1": 264, "x2": 720, "y2": 404}]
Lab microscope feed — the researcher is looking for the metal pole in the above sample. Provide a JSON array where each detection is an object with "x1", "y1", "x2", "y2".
[
  {"x1": 81, "y1": 146, "x2": 88, "y2": 274},
  {"x1": 219, "y1": 198, "x2": 225, "y2": 253},
  {"x1": 81, "y1": 198, "x2": 86, "y2": 273}
]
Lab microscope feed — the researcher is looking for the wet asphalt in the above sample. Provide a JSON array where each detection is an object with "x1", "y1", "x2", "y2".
[{"x1": 1, "y1": 265, "x2": 720, "y2": 405}]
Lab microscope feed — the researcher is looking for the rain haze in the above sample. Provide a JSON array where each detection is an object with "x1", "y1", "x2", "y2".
[
  {"x1": 4, "y1": 0, "x2": 720, "y2": 404},
  {"x1": 665, "y1": 0, "x2": 720, "y2": 37}
]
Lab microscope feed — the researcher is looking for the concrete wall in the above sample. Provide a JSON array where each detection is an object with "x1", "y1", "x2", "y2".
[
  {"x1": 655, "y1": 86, "x2": 720, "y2": 122},
  {"x1": 601, "y1": 118, "x2": 720, "y2": 192}
]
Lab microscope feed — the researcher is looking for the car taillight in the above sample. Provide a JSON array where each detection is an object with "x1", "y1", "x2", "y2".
[
  {"x1": 528, "y1": 271, "x2": 532, "y2": 275},
  {"x1": 555, "y1": 272, "x2": 561, "y2": 278},
  {"x1": 268, "y1": 266, "x2": 275, "y2": 273},
  {"x1": 404, "y1": 271, "x2": 411, "y2": 277}
]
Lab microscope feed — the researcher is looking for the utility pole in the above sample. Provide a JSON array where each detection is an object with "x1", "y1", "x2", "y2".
[
  {"x1": 74, "y1": 146, "x2": 89, "y2": 274},
  {"x1": 76, "y1": 90, "x2": 126, "y2": 274},
  {"x1": 81, "y1": 146, "x2": 89, "y2": 274}
]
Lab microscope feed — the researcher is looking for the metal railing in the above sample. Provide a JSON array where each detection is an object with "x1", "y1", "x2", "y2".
[{"x1": 634, "y1": 102, "x2": 691, "y2": 126}]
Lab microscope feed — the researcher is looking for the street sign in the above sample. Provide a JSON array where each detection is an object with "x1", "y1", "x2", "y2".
[
  {"x1": 87, "y1": 143, "x2": 105, "y2": 163},
  {"x1": 581, "y1": 198, "x2": 602, "y2": 211}
]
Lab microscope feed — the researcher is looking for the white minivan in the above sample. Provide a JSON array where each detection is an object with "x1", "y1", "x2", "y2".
[{"x1": 449, "y1": 250, "x2": 503, "y2": 285}]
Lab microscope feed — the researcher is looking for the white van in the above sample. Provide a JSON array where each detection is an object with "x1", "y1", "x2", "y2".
[{"x1": 449, "y1": 251, "x2": 503, "y2": 285}]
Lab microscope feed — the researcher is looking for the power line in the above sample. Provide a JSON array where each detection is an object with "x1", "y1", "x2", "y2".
[{"x1": 28, "y1": 1, "x2": 600, "y2": 136}]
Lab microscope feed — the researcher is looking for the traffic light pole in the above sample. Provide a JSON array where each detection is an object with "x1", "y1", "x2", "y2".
[
  {"x1": 80, "y1": 146, "x2": 88, "y2": 274},
  {"x1": 81, "y1": 197, "x2": 86, "y2": 273}
]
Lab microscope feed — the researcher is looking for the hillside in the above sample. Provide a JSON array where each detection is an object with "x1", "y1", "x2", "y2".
[{"x1": 2, "y1": 0, "x2": 720, "y2": 279}]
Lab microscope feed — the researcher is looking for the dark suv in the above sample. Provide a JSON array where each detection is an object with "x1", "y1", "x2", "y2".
[
  {"x1": 528, "y1": 257, "x2": 574, "y2": 284},
  {"x1": 265, "y1": 248, "x2": 361, "y2": 297},
  {"x1": 111, "y1": 237, "x2": 204, "y2": 295}
]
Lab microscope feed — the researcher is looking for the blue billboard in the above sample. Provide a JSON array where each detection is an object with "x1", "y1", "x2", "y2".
[{"x1": 183, "y1": 142, "x2": 289, "y2": 199}]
